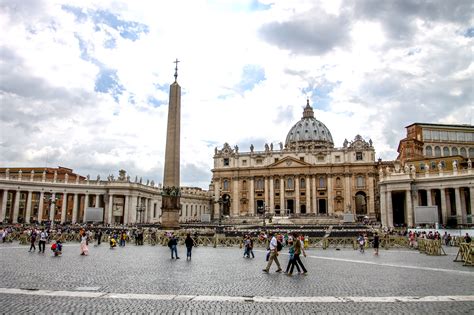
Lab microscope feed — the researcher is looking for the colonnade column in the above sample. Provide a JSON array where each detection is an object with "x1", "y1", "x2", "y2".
[
  {"x1": 454, "y1": 187, "x2": 463, "y2": 224},
  {"x1": 405, "y1": 190, "x2": 413, "y2": 228},
  {"x1": 305, "y1": 175, "x2": 311, "y2": 214},
  {"x1": 107, "y1": 194, "x2": 113, "y2": 224},
  {"x1": 123, "y1": 195, "x2": 130, "y2": 224},
  {"x1": 95, "y1": 194, "x2": 100, "y2": 207},
  {"x1": 249, "y1": 178, "x2": 255, "y2": 216},
  {"x1": 25, "y1": 191, "x2": 33, "y2": 224},
  {"x1": 71, "y1": 193, "x2": 78, "y2": 224},
  {"x1": 82, "y1": 194, "x2": 89, "y2": 223},
  {"x1": 130, "y1": 195, "x2": 138, "y2": 224},
  {"x1": 380, "y1": 186, "x2": 387, "y2": 227},
  {"x1": 295, "y1": 175, "x2": 300, "y2": 214},
  {"x1": 312, "y1": 176, "x2": 317, "y2": 214},
  {"x1": 38, "y1": 192, "x2": 45, "y2": 223},
  {"x1": 269, "y1": 177, "x2": 274, "y2": 214},
  {"x1": 49, "y1": 193, "x2": 56, "y2": 223},
  {"x1": 280, "y1": 178, "x2": 285, "y2": 215},
  {"x1": 427, "y1": 189, "x2": 432, "y2": 206},
  {"x1": 327, "y1": 176, "x2": 333, "y2": 215},
  {"x1": 470, "y1": 187, "x2": 474, "y2": 221},
  {"x1": 61, "y1": 194, "x2": 67, "y2": 223},
  {"x1": 144, "y1": 198, "x2": 149, "y2": 224},
  {"x1": 387, "y1": 190, "x2": 393, "y2": 227},
  {"x1": 0, "y1": 190, "x2": 8, "y2": 222},
  {"x1": 440, "y1": 189, "x2": 448, "y2": 225},
  {"x1": 12, "y1": 190, "x2": 20, "y2": 223},
  {"x1": 232, "y1": 178, "x2": 239, "y2": 216}
]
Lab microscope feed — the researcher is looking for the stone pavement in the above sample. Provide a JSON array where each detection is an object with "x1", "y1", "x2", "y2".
[{"x1": 0, "y1": 242, "x2": 473, "y2": 314}]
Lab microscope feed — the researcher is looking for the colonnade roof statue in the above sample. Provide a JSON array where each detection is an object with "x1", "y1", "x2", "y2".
[{"x1": 285, "y1": 99, "x2": 334, "y2": 150}]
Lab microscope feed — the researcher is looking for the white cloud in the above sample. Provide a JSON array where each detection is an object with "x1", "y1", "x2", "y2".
[{"x1": 0, "y1": 0, "x2": 472, "y2": 189}]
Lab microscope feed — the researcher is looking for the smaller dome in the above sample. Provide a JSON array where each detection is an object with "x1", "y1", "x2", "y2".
[{"x1": 285, "y1": 100, "x2": 334, "y2": 149}]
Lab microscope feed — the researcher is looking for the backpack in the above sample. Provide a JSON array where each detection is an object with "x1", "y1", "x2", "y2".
[
  {"x1": 51, "y1": 243, "x2": 57, "y2": 251},
  {"x1": 276, "y1": 240, "x2": 283, "y2": 252}
]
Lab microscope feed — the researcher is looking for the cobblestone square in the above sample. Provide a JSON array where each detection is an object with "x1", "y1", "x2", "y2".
[{"x1": 0, "y1": 241, "x2": 473, "y2": 314}]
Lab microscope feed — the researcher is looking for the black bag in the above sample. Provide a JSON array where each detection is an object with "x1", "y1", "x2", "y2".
[
  {"x1": 266, "y1": 251, "x2": 270, "y2": 261},
  {"x1": 276, "y1": 241, "x2": 283, "y2": 252}
]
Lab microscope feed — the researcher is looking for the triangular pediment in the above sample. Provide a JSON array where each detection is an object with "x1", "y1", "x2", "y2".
[{"x1": 268, "y1": 156, "x2": 311, "y2": 168}]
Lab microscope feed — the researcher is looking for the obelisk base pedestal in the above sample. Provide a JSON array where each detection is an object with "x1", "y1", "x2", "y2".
[{"x1": 161, "y1": 195, "x2": 180, "y2": 229}]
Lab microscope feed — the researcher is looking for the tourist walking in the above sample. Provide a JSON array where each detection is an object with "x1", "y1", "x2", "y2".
[
  {"x1": 96, "y1": 229, "x2": 103, "y2": 246},
  {"x1": 38, "y1": 229, "x2": 48, "y2": 253},
  {"x1": 373, "y1": 232, "x2": 380, "y2": 255},
  {"x1": 29, "y1": 229, "x2": 37, "y2": 252},
  {"x1": 80, "y1": 230, "x2": 89, "y2": 256},
  {"x1": 284, "y1": 238, "x2": 300, "y2": 274},
  {"x1": 120, "y1": 231, "x2": 127, "y2": 247},
  {"x1": 168, "y1": 234, "x2": 179, "y2": 259},
  {"x1": 185, "y1": 233, "x2": 195, "y2": 260},
  {"x1": 357, "y1": 234, "x2": 365, "y2": 253},
  {"x1": 262, "y1": 232, "x2": 282, "y2": 273},
  {"x1": 288, "y1": 233, "x2": 307, "y2": 276}
]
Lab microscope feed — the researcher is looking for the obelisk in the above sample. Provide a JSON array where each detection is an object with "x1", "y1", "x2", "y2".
[{"x1": 161, "y1": 59, "x2": 181, "y2": 229}]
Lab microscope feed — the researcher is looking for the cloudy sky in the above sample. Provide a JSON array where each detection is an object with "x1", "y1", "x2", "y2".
[{"x1": 0, "y1": 0, "x2": 472, "y2": 189}]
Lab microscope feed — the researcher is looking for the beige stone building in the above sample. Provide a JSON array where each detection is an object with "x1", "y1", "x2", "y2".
[
  {"x1": 379, "y1": 123, "x2": 474, "y2": 227},
  {"x1": 0, "y1": 168, "x2": 210, "y2": 225},
  {"x1": 210, "y1": 101, "x2": 379, "y2": 223}
]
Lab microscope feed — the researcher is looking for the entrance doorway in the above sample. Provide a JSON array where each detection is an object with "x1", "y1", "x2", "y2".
[
  {"x1": 318, "y1": 199, "x2": 327, "y2": 214},
  {"x1": 222, "y1": 193, "x2": 231, "y2": 216},
  {"x1": 286, "y1": 199, "x2": 294, "y2": 214},
  {"x1": 392, "y1": 191, "x2": 406, "y2": 226},
  {"x1": 355, "y1": 192, "x2": 367, "y2": 215}
]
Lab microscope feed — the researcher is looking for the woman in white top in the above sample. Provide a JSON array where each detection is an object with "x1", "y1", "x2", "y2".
[{"x1": 80, "y1": 230, "x2": 89, "y2": 256}]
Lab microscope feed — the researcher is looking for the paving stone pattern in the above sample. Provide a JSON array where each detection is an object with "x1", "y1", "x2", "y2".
[{"x1": 0, "y1": 242, "x2": 473, "y2": 314}]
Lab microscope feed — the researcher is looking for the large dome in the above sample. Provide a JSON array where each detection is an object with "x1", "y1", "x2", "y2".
[{"x1": 285, "y1": 100, "x2": 334, "y2": 149}]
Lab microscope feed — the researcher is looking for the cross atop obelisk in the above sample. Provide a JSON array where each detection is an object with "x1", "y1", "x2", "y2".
[{"x1": 161, "y1": 59, "x2": 182, "y2": 229}]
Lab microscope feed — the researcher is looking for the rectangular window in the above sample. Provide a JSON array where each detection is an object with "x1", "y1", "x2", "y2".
[
  {"x1": 300, "y1": 157, "x2": 304, "y2": 162},
  {"x1": 422, "y1": 129, "x2": 431, "y2": 140},
  {"x1": 317, "y1": 156, "x2": 324, "y2": 162},
  {"x1": 356, "y1": 152, "x2": 363, "y2": 161},
  {"x1": 335, "y1": 156, "x2": 341, "y2": 162},
  {"x1": 274, "y1": 158, "x2": 279, "y2": 163},
  {"x1": 242, "y1": 159, "x2": 247, "y2": 166},
  {"x1": 256, "y1": 159, "x2": 262, "y2": 165},
  {"x1": 223, "y1": 158, "x2": 229, "y2": 166},
  {"x1": 432, "y1": 130, "x2": 439, "y2": 140},
  {"x1": 448, "y1": 131, "x2": 456, "y2": 141},
  {"x1": 153, "y1": 204, "x2": 157, "y2": 218},
  {"x1": 440, "y1": 131, "x2": 448, "y2": 141}
]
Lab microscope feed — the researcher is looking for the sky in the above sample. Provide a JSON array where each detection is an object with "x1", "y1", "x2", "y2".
[{"x1": 0, "y1": 0, "x2": 473, "y2": 189}]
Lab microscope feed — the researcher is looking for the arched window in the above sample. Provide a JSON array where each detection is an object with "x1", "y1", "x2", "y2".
[
  {"x1": 336, "y1": 177, "x2": 342, "y2": 187},
  {"x1": 242, "y1": 180, "x2": 247, "y2": 190},
  {"x1": 434, "y1": 146, "x2": 441, "y2": 157},
  {"x1": 274, "y1": 179, "x2": 280, "y2": 189},
  {"x1": 443, "y1": 147, "x2": 450, "y2": 156},
  {"x1": 452, "y1": 147, "x2": 458, "y2": 155},
  {"x1": 319, "y1": 177, "x2": 326, "y2": 188},
  {"x1": 356, "y1": 176, "x2": 365, "y2": 188},
  {"x1": 300, "y1": 178, "x2": 305, "y2": 189},
  {"x1": 223, "y1": 179, "x2": 229, "y2": 191},
  {"x1": 287, "y1": 177, "x2": 294, "y2": 189},
  {"x1": 460, "y1": 147, "x2": 467, "y2": 157},
  {"x1": 425, "y1": 146, "x2": 432, "y2": 157}
]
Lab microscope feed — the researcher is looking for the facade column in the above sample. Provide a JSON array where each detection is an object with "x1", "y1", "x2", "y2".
[
  {"x1": 12, "y1": 190, "x2": 20, "y2": 223},
  {"x1": 25, "y1": 191, "x2": 33, "y2": 224},
  {"x1": 123, "y1": 195, "x2": 130, "y2": 224},
  {"x1": 269, "y1": 177, "x2": 274, "y2": 214},
  {"x1": 232, "y1": 178, "x2": 239, "y2": 217},
  {"x1": 470, "y1": 187, "x2": 474, "y2": 221},
  {"x1": 0, "y1": 190, "x2": 8, "y2": 222},
  {"x1": 82, "y1": 194, "x2": 89, "y2": 223},
  {"x1": 387, "y1": 190, "x2": 393, "y2": 227},
  {"x1": 129, "y1": 195, "x2": 138, "y2": 224},
  {"x1": 38, "y1": 191, "x2": 45, "y2": 223},
  {"x1": 49, "y1": 193, "x2": 56, "y2": 223},
  {"x1": 144, "y1": 198, "x2": 149, "y2": 224},
  {"x1": 71, "y1": 193, "x2": 78, "y2": 224},
  {"x1": 380, "y1": 186, "x2": 387, "y2": 227},
  {"x1": 344, "y1": 174, "x2": 351, "y2": 213},
  {"x1": 327, "y1": 175, "x2": 333, "y2": 215},
  {"x1": 280, "y1": 178, "x2": 285, "y2": 215},
  {"x1": 107, "y1": 194, "x2": 114, "y2": 224},
  {"x1": 454, "y1": 187, "x2": 463, "y2": 224},
  {"x1": 368, "y1": 174, "x2": 375, "y2": 215},
  {"x1": 305, "y1": 175, "x2": 311, "y2": 214},
  {"x1": 264, "y1": 177, "x2": 269, "y2": 209},
  {"x1": 405, "y1": 190, "x2": 413, "y2": 227},
  {"x1": 61, "y1": 193, "x2": 67, "y2": 223},
  {"x1": 427, "y1": 189, "x2": 432, "y2": 206},
  {"x1": 214, "y1": 180, "x2": 221, "y2": 219},
  {"x1": 312, "y1": 176, "x2": 317, "y2": 214},
  {"x1": 295, "y1": 175, "x2": 300, "y2": 214},
  {"x1": 440, "y1": 189, "x2": 448, "y2": 225},
  {"x1": 249, "y1": 178, "x2": 255, "y2": 216},
  {"x1": 95, "y1": 194, "x2": 101, "y2": 207}
]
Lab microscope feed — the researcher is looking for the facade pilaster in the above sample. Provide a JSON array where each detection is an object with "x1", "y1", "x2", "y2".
[
  {"x1": 214, "y1": 180, "x2": 221, "y2": 219},
  {"x1": 107, "y1": 194, "x2": 113, "y2": 224},
  {"x1": 269, "y1": 177, "x2": 274, "y2": 214},
  {"x1": 305, "y1": 175, "x2": 311, "y2": 214},
  {"x1": 95, "y1": 194, "x2": 101, "y2": 207},
  {"x1": 327, "y1": 175, "x2": 333, "y2": 215},
  {"x1": 344, "y1": 174, "x2": 351, "y2": 212},
  {"x1": 426, "y1": 189, "x2": 432, "y2": 206},
  {"x1": 368, "y1": 174, "x2": 375, "y2": 215},
  {"x1": 454, "y1": 187, "x2": 463, "y2": 224},
  {"x1": 387, "y1": 190, "x2": 393, "y2": 227},
  {"x1": 232, "y1": 178, "x2": 239, "y2": 216},
  {"x1": 61, "y1": 193, "x2": 67, "y2": 223},
  {"x1": 264, "y1": 177, "x2": 269, "y2": 209},
  {"x1": 470, "y1": 187, "x2": 474, "y2": 221},
  {"x1": 280, "y1": 178, "x2": 285, "y2": 215},
  {"x1": 25, "y1": 191, "x2": 33, "y2": 224},
  {"x1": 49, "y1": 193, "x2": 56, "y2": 222},
  {"x1": 380, "y1": 186, "x2": 387, "y2": 227},
  {"x1": 82, "y1": 194, "x2": 89, "y2": 223},
  {"x1": 312, "y1": 176, "x2": 317, "y2": 214},
  {"x1": 440, "y1": 189, "x2": 448, "y2": 225},
  {"x1": 405, "y1": 190, "x2": 413, "y2": 227},
  {"x1": 249, "y1": 178, "x2": 255, "y2": 215},
  {"x1": 129, "y1": 195, "x2": 138, "y2": 224},
  {"x1": 123, "y1": 195, "x2": 130, "y2": 224},
  {"x1": 12, "y1": 190, "x2": 20, "y2": 223},
  {"x1": 295, "y1": 175, "x2": 300, "y2": 214},
  {"x1": 72, "y1": 193, "x2": 78, "y2": 224}
]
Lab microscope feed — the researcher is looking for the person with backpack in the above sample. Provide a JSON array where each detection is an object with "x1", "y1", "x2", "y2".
[
  {"x1": 184, "y1": 233, "x2": 195, "y2": 260},
  {"x1": 262, "y1": 232, "x2": 282, "y2": 273},
  {"x1": 51, "y1": 240, "x2": 62, "y2": 256},
  {"x1": 288, "y1": 233, "x2": 307, "y2": 276},
  {"x1": 38, "y1": 229, "x2": 48, "y2": 254},
  {"x1": 168, "y1": 234, "x2": 179, "y2": 259},
  {"x1": 29, "y1": 229, "x2": 37, "y2": 252}
]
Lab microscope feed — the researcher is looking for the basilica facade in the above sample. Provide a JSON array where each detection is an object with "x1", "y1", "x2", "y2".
[{"x1": 210, "y1": 101, "x2": 379, "y2": 223}]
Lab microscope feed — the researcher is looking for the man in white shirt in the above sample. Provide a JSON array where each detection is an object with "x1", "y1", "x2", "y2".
[
  {"x1": 262, "y1": 232, "x2": 282, "y2": 273},
  {"x1": 38, "y1": 229, "x2": 48, "y2": 253}
]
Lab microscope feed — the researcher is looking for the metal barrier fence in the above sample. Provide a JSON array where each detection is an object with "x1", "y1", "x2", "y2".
[
  {"x1": 453, "y1": 243, "x2": 473, "y2": 266},
  {"x1": 417, "y1": 239, "x2": 446, "y2": 256}
]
